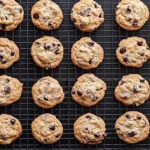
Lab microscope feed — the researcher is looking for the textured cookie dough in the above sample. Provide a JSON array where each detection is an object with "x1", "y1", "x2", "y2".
[
  {"x1": 31, "y1": 0, "x2": 63, "y2": 30},
  {"x1": 0, "y1": 114, "x2": 22, "y2": 145},
  {"x1": 0, "y1": 0, "x2": 24, "y2": 31},
  {"x1": 116, "y1": 0, "x2": 149, "y2": 31},
  {"x1": 71, "y1": 37, "x2": 104, "y2": 70},
  {"x1": 0, "y1": 75, "x2": 23, "y2": 106},
  {"x1": 74, "y1": 113, "x2": 107, "y2": 144},
  {"x1": 71, "y1": 0, "x2": 104, "y2": 32},
  {"x1": 31, "y1": 113, "x2": 63, "y2": 144},
  {"x1": 0, "y1": 38, "x2": 19, "y2": 69},
  {"x1": 115, "y1": 111, "x2": 149, "y2": 144},
  {"x1": 32, "y1": 76, "x2": 64, "y2": 109},
  {"x1": 116, "y1": 37, "x2": 150, "y2": 68},
  {"x1": 72, "y1": 74, "x2": 107, "y2": 107},
  {"x1": 114, "y1": 74, "x2": 150, "y2": 106},
  {"x1": 31, "y1": 36, "x2": 64, "y2": 70}
]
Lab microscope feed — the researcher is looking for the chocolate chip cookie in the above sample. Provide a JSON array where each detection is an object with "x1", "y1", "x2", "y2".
[
  {"x1": 72, "y1": 74, "x2": 107, "y2": 107},
  {"x1": 74, "y1": 113, "x2": 107, "y2": 144},
  {"x1": 0, "y1": 114, "x2": 22, "y2": 145},
  {"x1": 0, "y1": 75, "x2": 23, "y2": 106},
  {"x1": 116, "y1": 37, "x2": 150, "y2": 68},
  {"x1": 31, "y1": 36, "x2": 64, "y2": 70},
  {"x1": 71, "y1": 37, "x2": 104, "y2": 70},
  {"x1": 71, "y1": 0, "x2": 104, "y2": 32},
  {"x1": 31, "y1": 113, "x2": 63, "y2": 144},
  {"x1": 32, "y1": 76, "x2": 64, "y2": 109},
  {"x1": 115, "y1": 111, "x2": 149, "y2": 144},
  {"x1": 116, "y1": 0, "x2": 149, "y2": 31},
  {"x1": 31, "y1": 0, "x2": 63, "y2": 30},
  {"x1": 114, "y1": 74, "x2": 150, "y2": 106},
  {"x1": 0, "y1": 38, "x2": 19, "y2": 69},
  {"x1": 0, "y1": 0, "x2": 24, "y2": 31}
]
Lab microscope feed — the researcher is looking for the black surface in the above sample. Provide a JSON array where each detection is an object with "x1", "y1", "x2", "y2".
[{"x1": 0, "y1": 0, "x2": 150, "y2": 149}]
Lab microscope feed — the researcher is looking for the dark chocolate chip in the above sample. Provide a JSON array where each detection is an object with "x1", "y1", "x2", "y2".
[
  {"x1": 1, "y1": 58, "x2": 7, "y2": 64},
  {"x1": 86, "y1": 90, "x2": 91, "y2": 94},
  {"x1": 126, "y1": 114, "x2": 130, "y2": 119},
  {"x1": 88, "y1": 41, "x2": 95, "y2": 46},
  {"x1": 1, "y1": 135, "x2": 6, "y2": 140},
  {"x1": 84, "y1": 137, "x2": 90, "y2": 144},
  {"x1": 0, "y1": 1, "x2": 5, "y2": 6},
  {"x1": 57, "y1": 43, "x2": 61, "y2": 47},
  {"x1": 89, "y1": 58, "x2": 93, "y2": 64},
  {"x1": 0, "y1": 53, "x2": 3, "y2": 59},
  {"x1": 126, "y1": 6, "x2": 131, "y2": 12},
  {"x1": 140, "y1": 52, "x2": 144, "y2": 56},
  {"x1": 133, "y1": 86, "x2": 138, "y2": 93},
  {"x1": 140, "y1": 79, "x2": 145, "y2": 83},
  {"x1": 114, "y1": 128, "x2": 120, "y2": 131},
  {"x1": 52, "y1": 43, "x2": 56, "y2": 47},
  {"x1": 19, "y1": 8, "x2": 23, "y2": 13},
  {"x1": 72, "y1": 89, "x2": 76, "y2": 94},
  {"x1": 77, "y1": 90, "x2": 82, "y2": 96},
  {"x1": 81, "y1": 8, "x2": 91, "y2": 16},
  {"x1": 137, "y1": 115, "x2": 141, "y2": 120},
  {"x1": 46, "y1": 64, "x2": 51, "y2": 70},
  {"x1": 49, "y1": 124, "x2": 55, "y2": 131},
  {"x1": 120, "y1": 47, "x2": 126, "y2": 54},
  {"x1": 137, "y1": 41, "x2": 143, "y2": 46},
  {"x1": 92, "y1": 96, "x2": 98, "y2": 101},
  {"x1": 44, "y1": 94, "x2": 48, "y2": 101},
  {"x1": 94, "y1": 132, "x2": 100, "y2": 138},
  {"x1": 4, "y1": 86, "x2": 11, "y2": 94},
  {"x1": 94, "y1": 3, "x2": 98, "y2": 8},
  {"x1": 120, "y1": 80, "x2": 125, "y2": 85},
  {"x1": 35, "y1": 42, "x2": 41, "y2": 47},
  {"x1": 80, "y1": 23, "x2": 85, "y2": 28},
  {"x1": 44, "y1": 43, "x2": 51, "y2": 50},
  {"x1": 72, "y1": 18, "x2": 76, "y2": 22},
  {"x1": 33, "y1": 13, "x2": 39, "y2": 19},
  {"x1": 86, "y1": 115, "x2": 92, "y2": 120},
  {"x1": 127, "y1": 17, "x2": 132, "y2": 22},
  {"x1": 1, "y1": 24, "x2": 6, "y2": 30},
  {"x1": 44, "y1": 139, "x2": 48, "y2": 142},
  {"x1": 10, "y1": 119, "x2": 16, "y2": 125},
  {"x1": 55, "y1": 134, "x2": 60, "y2": 138},
  {"x1": 10, "y1": 50, "x2": 15, "y2": 56},
  {"x1": 99, "y1": 13, "x2": 102, "y2": 18},
  {"x1": 5, "y1": 79, "x2": 10, "y2": 83},
  {"x1": 133, "y1": 20, "x2": 138, "y2": 27},
  {"x1": 128, "y1": 131, "x2": 136, "y2": 137},
  {"x1": 123, "y1": 57, "x2": 128, "y2": 62},
  {"x1": 55, "y1": 48, "x2": 60, "y2": 55},
  {"x1": 48, "y1": 22, "x2": 53, "y2": 28}
]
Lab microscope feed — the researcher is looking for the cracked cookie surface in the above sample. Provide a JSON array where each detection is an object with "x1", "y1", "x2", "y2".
[
  {"x1": 31, "y1": 113, "x2": 63, "y2": 144},
  {"x1": 116, "y1": 0, "x2": 149, "y2": 31},
  {"x1": 0, "y1": 114, "x2": 22, "y2": 145},
  {"x1": 116, "y1": 37, "x2": 150, "y2": 68},
  {"x1": 0, "y1": 75, "x2": 23, "y2": 106},
  {"x1": 74, "y1": 113, "x2": 106, "y2": 145},
  {"x1": 71, "y1": 37, "x2": 104, "y2": 70},
  {"x1": 114, "y1": 74, "x2": 150, "y2": 106},
  {"x1": 115, "y1": 111, "x2": 149, "y2": 144},
  {"x1": 31, "y1": 0, "x2": 63, "y2": 30},
  {"x1": 31, "y1": 36, "x2": 64, "y2": 70},
  {"x1": 0, "y1": 0, "x2": 24, "y2": 31},
  {"x1": 72, "y1": 74, "x2": 107, "y2": 107},
  {"x1": 71, "y1": 0, "x2": 104, "y2": 32},
  {"x1": 32, "y1": 76, "x2": 64, "y2": 109}
]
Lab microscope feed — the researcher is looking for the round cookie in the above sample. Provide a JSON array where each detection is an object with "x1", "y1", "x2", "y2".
[
  {"x1": 116, "y1": 37, "x2": 150, "y2": 68},
  {"x1": 0, "y1": 0, "x2": 24, "y2": 31},
  {"x1": 0, "y1": 75, "x2": 23, "y2": 106},
  {"x1": 72, "y1": 74, "x2": 107, "y2": 107},
  {"x1": 31, "y1": 113, "x2": 63, "y2": 144},
  {"x1": 0, "y1": 38, "x2": 19, "y2": 69},
  {"x1": 71, "y1": 37, "x2": 104, "y2": 70},
  {"x1": 116, "y1": 0, "x2": 149, "y2": 31},
  {"x1": 31, "y1": 36, "x2": 64, "y2": 70},
  {"x1": 31, "y1": 0, "x2": 63, "y2": 31},
  {"x1": 74, "y1": 113, "x2": 107, "y2": 144},
  {"x1": 114, "y1": 74, "x2": 150, "y2": 106},
  {"x1": 71, "y1": 0, "x2": 104, "y2": 32},
  {"x1": 115, "y1": 111, "x2": 149, "y2": 144},
  {"x1": 0, "y1": 114, "x2": 22, "y2": 145},
  {"x1": 32, "y1": 76, "x2": 64, "y2": 109}
]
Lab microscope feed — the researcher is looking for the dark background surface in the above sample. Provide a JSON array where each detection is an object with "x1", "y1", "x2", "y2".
[{"x1": 0, "y1": 0, "x2": 150, "y2": 149}]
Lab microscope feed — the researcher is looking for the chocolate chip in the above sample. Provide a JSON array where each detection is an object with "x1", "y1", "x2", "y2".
[
  {"x1": 57, "y1": 43, "x2": 61, "y2": 47},
  {"x1": 80, "y1": 23, "x2": 85, "y2": 28},
  {"x1": 4, "y1": 86, "x2": 11, "y2": 94},
  {"x1": 99, "y1": 13, "x2": 102, "y2": 18},
  {"x1": 49, "y1": 124, "x2": 55, "y2": 131},
  {"x1": 127, "y1": 17, "x2": 132, "y2": 22},
  {"x1": 52, "y1": 43, "x2": 56, "y2": 47},
  {"x1": 81, "y1": 8, "x2": 91, "y2": 16},
  {"x1": 137, "y1": 41, "x2": 143, "y2": 46},
  {"x1": 48, "y1": 22, "x2": 53, "y2": 28},
  {"x1": 147, "y1": 47, "x2": 150, "y2": 50},
  {"x1": 89, "y1": 58, "x2": 93, "y2": 64},
  {"x1": 10, "y1": 50, "x2": 15, "y2": 56},
  {"x1": 140, "y1": 79, "x2": 145, "y2": 83},
  {"x1": 5, "y1": 79, "x2": 10, "y2": 83},
  {"x1": 0, "y1": 53, "x2": 3, "y2": 59},
  {"x1": 72, "y1": 18, "x2": 76, "y2": 22},
  {"x1": 137, "y1": 115, "x2": 141, "y2": 120},
  {"x1": 88, "y1": 41, "x2": 95, "y2": 46},
  {"x1": 84, "y1": 127, "x2": 88, "y2": 130},
  {"x1": 1, "y1": 58, "x2": 7, "y2": 64},
  {"x1": 133, "y1": 86, "x2": 138, "y2": 93},
  {"x1": 44, "y1": 139, "x2": 48, "y2": 142},
  {"x1": 35, "y1": 42, "x2": 41, "y2": 47},
  {"x1": 46, "y1": 64, "x2": 51, "y2": 70},
  {"x1": 55, "y1": 134, "x2": 60, "y2": 138},
  {"x1": 86, "y1": 90, "x2": 91, "y2": 94},
  {"x1": 128, "y1": 131, "x2": 136, "y2": 137},
  {"x1": 114, "y1": 128, "x2": 120, "y2": 131},
  {"x1": 55, "y1": 48, "x2": 60, "y2": 55},
  {"x1": 33, "y1": 13, "x2": 39, "y2": 19},
  {"x1": 19, "y1": 8, "x2": 23, "y2": 13},
  {"x1": 84, "y1": 137, "x2": 90, "y2": 144},
  {"x1": 0, "y1": 1, "x2": 5, "y2": 6},
  {"x1": 123, "y1": 57, "x2": 128, "y2": 62},
  {"x1": 1, "y1": 24, "x2": 6, "y2": 30},
  {"x1": 77, "y1": 90, "x2": 82, "y2": 96},
  {"x1": 94, "y1": 3, "x2": 98, "y2": 8},
  {"x1": 133, "y1": 20, "x2": 138, "y2": 27},
  {"x1": 126, "y1": 6, "x2": 131, "y2": 12},
  {"x1": 125, "y1": 114, "x2": 130, "y2": 119},
  {"x1": 44, "y1": 94, "x2": 48, "y2": 101},
  {"x1": 94, "y1": 132, "x2": 100, "y2": 138},
  {"x1": 120, "y1": 80, "x2": 125, "y2": 85},
  {"x1": 140, "y1": 52, "x2": 144, "y2": 56},
  {"x1": 72, "y1": 89, "x2": 76, "y2": 94},
  {"x1": 92, "y1": 96, "x2": 98, "y2": 101},
  {"x1": 10, "y1": 119, "x2": 16, "y2": 125},
  {"x1": 44, "y1": 43, "x2": 51, "y2": 50},
  {"x1": 120, "y1": 47, "x2": 126, "y2": 54},
  {"x1": 1, "y1": 135, "x2": 6, "y2": 140},
  {"x1": 86, "y1": 115, "x2": 92, "y2": 120}
]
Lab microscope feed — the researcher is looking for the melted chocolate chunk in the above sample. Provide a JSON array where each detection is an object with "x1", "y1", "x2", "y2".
[
  {"x1": 84, "y1": 137, "x2": 90, "y2": 144},
  {"x1": 123, "y1": 57, "x2": 128, "y2": 62},
  {"x1": 52, "y1": 43, "x2": 56, "y2": 47},
  {"x1": 126, "y1": 6, "x2": 131, "y2": 12},
  {"x1": 133, "y1": 85, "x2": 139, "y2": 93},
  {"x1": 92, "y1": 96, "x2": 98, "y2": 101},
  {"x1": 140, "y1": 79, "x2": 145, "y2": 83},
  {"x1": 137, "y1": 115, "x2": 141, "y2": 120},
  {"x1": 94, "y1": 132, "x2": 100, "y2": 138},
  {"x1": 120, "y1": 47, "x2": 126, "y2": 54},
  {"x1": 10, "y1": 50, "x2": 15, "y2": 56},
  {"x1": 89, "y1": 58, "x2": 94, "y2": 64},
  {"x1": 10, "y1": 119, "x2": 16, "y2": 125},
  {"x1": 44, "y1": 43, "x2": 51, "y2": 50},
  {"x1": 5, "y1": 79, "x2": 10, "y2": 83},
  {"x1": 0, "y1": 1, "x2": 5, "y2": 6},
  {"x1": 44, "y1": 94, "x2": 48, "y2": 101},
  {"x1": 4, "y1": 86, "x2": 11, "y2": 94},
  {"x1": 140, "y1": 52, "x2": 144, "y2": 56},
  {"x1": 49, "y1": 124, "x2": 55, "y2": 131},
  {"x1": 1, "y1": 135, "x2": 6, "y2": 140},
  {"x1": 94, "y1": 3, "x2": 98, "y2": 8},
  {"x1": 46, "y1": 64, "x2": 51, "y2": 70},
  {"x1": 55, "y1": 48, "x2": 60, "y2": 55},
  {"x1": 128, "y1": 131, "x2": 136, "y2": 137},
  {"x1": 55, "y1": 134, "x2": 60, "y2": 138},
  {"x1": 137, "y1": 41, "x2": 143, "y2": 46},
  {"x1": 57, "y1": 43, "x2": 61, "y2": 47},
  {"x1": 86, "y1": 115, "x2": 92, "y2": 120},
  {"x1": 125, "y1": 114, "x2": 130, "y2": 119},
  {"x1": 88, "y1": 41, "x2": 95, "y2": 46},
  {"x1": 72, "y1": 18, "x2": 76, "y2": 22},
  {"x1": 77, "y1": 90, "x2": 82, "y2": 96},
  {"x1": 133, "y1": 20, "x2": 138, "y2": 27},
  {"x1": 1, "y1": 24, "x2": 6, "y2": 30},
  {"x1": 120, "y1": 80, "x2": 125, "y2": 85},
  {"x1": 33, "y1": 13, "x2": 39, "y2": 19},
  {"x1": 48, "y1": 22, "x2": 54, "y2": 28},
  {"x1": 81, "y1": 8, "x2": 91, "y2": 16},
  {"x1": 99, "y1": 13, "x2": 102, "y2": 18},
  {"x1": 114, "y1": 128, "x2": 120, "y2": 131},
  {"x1": 1, "y1": 58, "x2": 7, "y2": 64},
  {"x1": 72, "y1": 89, "x2": 76, "y2": 94},
  {"x1": 19, "y1": 8, "x2": 23, "y2": 13}
]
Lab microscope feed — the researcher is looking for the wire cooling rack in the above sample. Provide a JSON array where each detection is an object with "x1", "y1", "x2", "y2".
[{"x1": 0, "y1": 0, "x2": 150, "y2": 149}]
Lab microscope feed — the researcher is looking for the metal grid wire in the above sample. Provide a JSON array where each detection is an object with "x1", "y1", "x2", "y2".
[{"x1": 0, "y1": 0, "x2": 150, "y2": 149}]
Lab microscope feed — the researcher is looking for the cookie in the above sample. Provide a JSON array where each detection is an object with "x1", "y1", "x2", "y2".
[
  {"x1": 115, "y1": 111, "x2": 149, "y2": 144},
  {"x1": 72, "y1": 74, "x2": 107, "y2": 107},
  {"x1": 31, "y1": 36, "x2": 64, "y2": 70},
  {"x1": 116, "y1": 0, "x2": 149, "y2": 31},
  {"x1": 74, "y1": 113, "x2": 106, "y2": 145},
  {"x1": 31, "y1": 113, "x2": 63, "y2": 144},
  {"x1": 0, "y1": 114, "x2": 22, "y2": 145},
  {"x1": 71, "y1": 37, "x2": 104, "y2": 70},
  {"x1": 0, "y1": 38, "x2": 19, "y2": 69},
  {"x1": 71, "y1": 0, "x2": 104, "y2": 32},
  {"x1": 31, "y1": 0, "x2": 63, "y2": 31},
  {"x1": 0, "y1": 75, "x2": 23, "y2": 106},
  {"x1": 32, "y1": 76, "x2": 64, "y2": 109},
  {"x1": 0, "y1": 0, "x2": 24, "y2": 31},
  {"x1": 114, "y1": 74, "x2": 150, "y2": 106},
  {"x1": 116, "y1": 37, "x2": 150, "y2": 68}
]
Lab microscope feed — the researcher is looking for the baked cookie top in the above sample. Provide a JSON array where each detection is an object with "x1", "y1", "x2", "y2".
[
  {"x1": 72, "y1": 74, "x2": 107, "y2": 107},
  {"x1": 0, "y1": 75, "x2": 23, "y2": 106},
  {"x1": 31, "y1": 113, "x2": 63, "y2": 144},
  {"x1": 31, "y1": 36, "x2": 64, "y2": 70},
  {"x1": 74, "y1": 113, "x2": 107, "y2": 145},
  {"x1": 115, "y1": 111, "x2": 149, "y2": 144},
  {"x1": 71, "y1": 0, "x2": 104, "y2": 32},
  {"x1": 31, "y1": 0, "x2": 63, "y2": 30},
  {"x1": 116, "y1": 0, "x2": 149, "y2": 31},
  {"x1": 114, "y1": 74, "x2": 150, "y2": 106},
  {"x1": 0, "y1": 114, "x2": 22, "y2": 145},
  {"x1": 116, "y1": 37, "x2": 150, "y2": 68},
  {"x1": 71, "y1": 37, "x2": 104, "y2": 70},
  {"x1": 0, "y1": 0, "x2": 24, "y2": 31}
]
